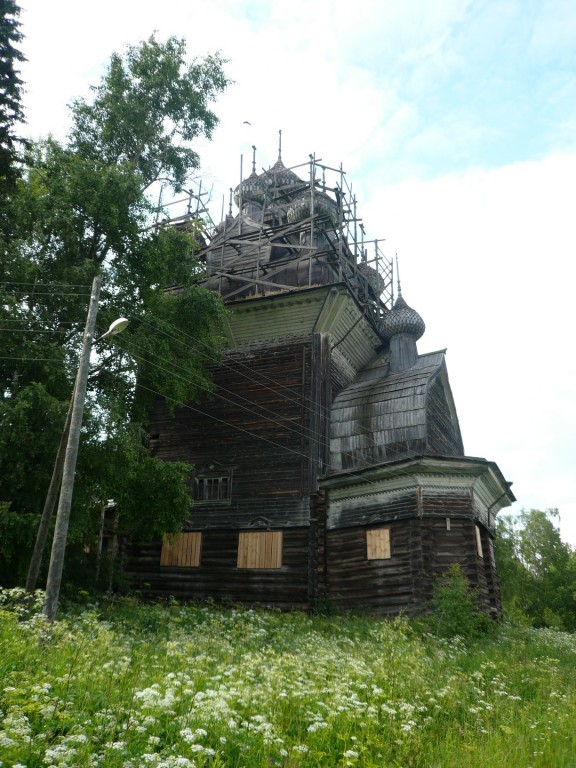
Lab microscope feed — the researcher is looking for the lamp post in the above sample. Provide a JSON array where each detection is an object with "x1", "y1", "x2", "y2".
[
  {"x1": 26, "y1": 316, "x2": 129, "y2": 594},
  {"x1": 41, "y1": 275, "x2": 128, "y2": 621}
]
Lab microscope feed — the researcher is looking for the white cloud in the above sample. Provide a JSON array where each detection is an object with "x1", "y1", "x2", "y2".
[{"x1": 364, "y1": 154, "x2": 576, "y2": 543}]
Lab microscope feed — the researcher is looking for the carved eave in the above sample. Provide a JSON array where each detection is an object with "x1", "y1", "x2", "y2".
[{"x1": 319, "y1": 455, "x2": 515, "y2": 532}]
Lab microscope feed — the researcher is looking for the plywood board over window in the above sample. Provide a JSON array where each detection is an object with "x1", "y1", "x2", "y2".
[
  {"x1": 160, "y1": 532, "x2": 202, "y2": 568},
  {"x1": 366, "y1": 527, "x2": 391, "y2": 560},
  {"x1": 237, "y1": 531, "x2": 283, "y2": 569},
  {"x1": 475, "y1": 525, "x2": 484, "y2": 559}
]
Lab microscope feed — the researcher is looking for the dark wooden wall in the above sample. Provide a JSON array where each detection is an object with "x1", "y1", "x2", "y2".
[
  {"x1": 324, "y1": 488, "x2": 500, "y2": 615},
  {"x1": 127, "y1": 528, "x2": 310, "y2": 609},
  {"x1": 129, "y1": 334, "x2": 334, "y2": 606},
  {"x1": 325, "y1": 521, "x2": 416, "y2": 613},
  {"x1": 147, "y1": 340, "x2": 317, "y2": 529},
  {"x1": 131, "y1": 318, "x2": 500, "y2": 616}
]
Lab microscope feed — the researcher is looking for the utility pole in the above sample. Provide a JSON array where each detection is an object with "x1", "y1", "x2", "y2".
[
  {"x1": 43, "y1": 276, "x2": 101, "y2": 622},
  {"x1": 25, "y1": 401, "x2": 73, "y2": 593}
]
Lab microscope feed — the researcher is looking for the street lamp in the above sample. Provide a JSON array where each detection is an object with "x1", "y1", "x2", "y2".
[
  {"x1": 41, "y1": 276, "x2": 128, "y2": 621},
  {"x1": 26, "y1": 314, "x2": 130, "y2": 595},
  {"x1": 98, "y1": 317, "x2": 129, "y2": 341}
]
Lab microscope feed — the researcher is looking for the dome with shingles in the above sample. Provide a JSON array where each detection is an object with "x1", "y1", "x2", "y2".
[
  {"x1": 234, "y1": 171, "x2": 268, "y2": 207},
  {"x1": 234, "y1": 159, "x2": 303, "y2": 209},
  {"x1": 287, "y1": 189, "x2": 339, "y2": 225},
  {"x1": 378, "y1": 294, "x2": 425, "y2": 341},
  {"x1": 358, "y1": 262, "x2": 386, "y2": 295},
  {"x1": 264, "y1": 158, "x2": 303, "y2": 193}
]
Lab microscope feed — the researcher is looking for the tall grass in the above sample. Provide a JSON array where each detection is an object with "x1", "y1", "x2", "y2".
[{"x1": 1, "y1": 587, "x2": 575, "y2": 767}]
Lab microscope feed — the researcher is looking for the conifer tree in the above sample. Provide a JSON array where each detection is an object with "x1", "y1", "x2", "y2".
[{"x1": 0, "y1": 0, "x2": 26, "y2": 190}]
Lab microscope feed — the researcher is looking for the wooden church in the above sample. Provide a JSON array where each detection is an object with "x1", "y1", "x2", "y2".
[{"x1": 127, "y1": 139, "x2": 515, "y2": 615}]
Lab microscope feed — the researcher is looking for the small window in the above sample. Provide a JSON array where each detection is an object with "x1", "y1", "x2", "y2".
[
  {"x1": 366, "y1": 528, "x2": 391, "y2": 560},
  {"x1": 194, "y1": 471, "x2": 232, "y2": 504},
  {"x1": 160, "y1": 532, "x2": 202, "y2": 567},
  {"x1": 237, "y1": 531, "x2": 283, "y2": 569},
  {"x1": 475, "y1": 525, "x2": 484, "y2": 558}
]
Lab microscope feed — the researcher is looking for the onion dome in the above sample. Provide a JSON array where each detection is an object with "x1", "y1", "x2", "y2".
[
  {"x1": 287, "y1": 189, "x2": 339, "y2": 226},
  {"x1": 263, "y1": 157, "x2": 303, "y2": 195},
  {"x1": 357, "y1": 262, "x2": 385, "y2": 295},
  {"x1": 378, "y1": 293, "x2": 425, "y2": 341},
  {"x1": 234, "y1": 171, "x2": 267, "y2": 208}
]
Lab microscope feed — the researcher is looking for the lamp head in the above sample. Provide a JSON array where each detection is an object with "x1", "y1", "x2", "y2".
[
  {"x1": 106, "y1": 318, "x2": 129, "y2": 336},
  {"x1": 98, "y1": 317, "x2": 129, "y2": 342}
]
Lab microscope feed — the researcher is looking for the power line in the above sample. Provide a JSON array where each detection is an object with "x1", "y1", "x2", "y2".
[
  {"x1": 115, "y1": 335, "x2": 407, "y2": 474},
  {"x1": 136, "y1": 382, "x2": 311, "y2": 463},
  {"x1": 1, "y1": 281, "x2": 92, "y2": 289},
  {"x1": 5, "y1": 290, "x2": 92, "y2": 297},
  {"x1": 0, "y1": 319, "x2": 81, "y2": 326},
  {"x1": 0, "y1": 329, "x2": 78, "y2": 335},
  {"x1": 0, "y1": 356, "x2": 67, "y2": 362},
  {"x1": 1, "y1": 297, "x2": 400, "y2": 471},
  {"x1": 115, "y1": 336, "x2": 321, "y2": 447},
  {"x1": 134, "y1": 308, "x2": 385, "y2": 459},
  {"x1": 135, "y1": 311, "x2": 335, "y2": 422},
  {"x1": 134, "y1": 379, "x2": 410, "y2": 493}
]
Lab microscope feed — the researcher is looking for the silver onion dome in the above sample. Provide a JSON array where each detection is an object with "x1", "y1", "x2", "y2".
[
  {"x1": 357, "y1": 262, "x2": 386, "y2": 295},
  {"x1": 234, "y1": 171, "x2": 268, "y2": 207},
  {"x1": 378, "y1": 294, "x2": 425, "y2": 341},
  {"x1": 263, "y1": 158, "x2": 303, "y2": 194},
  {"x1": 287, "y1": 189, "x2": 340, "y2": 226}
]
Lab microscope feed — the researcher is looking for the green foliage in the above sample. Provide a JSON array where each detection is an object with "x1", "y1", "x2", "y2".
[
  {"x1": 2, "y1": 596, "x2": 576, "y2": 767},
  {"x1": 89, "y1": 428, "x2": 194, "y2": 542},
  {"x1": 0, "y1": 503, "x2": 38, "y2": 585},
  {"x1": 0, "y1": 383, "x2": 68, "y2": 511},
  {"x1": 0, "y1": 0, "x2": 26, "y2": 193},
  {"x1": 70, "y1": 35, "x2": 228, "y2": 192},
  {"x1": 495, "y1": 508, "x2": 576, "y2": 631},
  {"x1": 426, "y1": 563, "x2": 495, "y2": 640},
  {"x1": 0, "y1": 35, "x2": 229, "y2": 590}
]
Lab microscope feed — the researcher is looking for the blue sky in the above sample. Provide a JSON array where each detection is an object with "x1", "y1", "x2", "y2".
[{"x1": 17, "y1": 0, "x2": 576, "y2": 544}]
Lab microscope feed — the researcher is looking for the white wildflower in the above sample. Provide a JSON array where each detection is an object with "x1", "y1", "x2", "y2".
[{"x1": 107, "y1": 741, "x2": 126, "y2": 750}]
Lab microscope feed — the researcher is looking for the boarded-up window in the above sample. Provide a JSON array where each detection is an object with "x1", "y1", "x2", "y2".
[
  {"x1": 160, "y1": 532, "x2": 202, "y2": 567},
  {"x1": 475, "y1": 525, "x2": 484, "y2": 558},
  {"x1": 366, "y1": 528, "x2": 391, "y2": 560},
  {"x1": 237, "y1": 531, "x2": 283, "y2": 569}
]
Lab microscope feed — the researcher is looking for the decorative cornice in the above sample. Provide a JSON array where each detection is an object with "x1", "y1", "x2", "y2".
[{"x1": 320, "y1": 455, "x2": 515, "y2": 513}]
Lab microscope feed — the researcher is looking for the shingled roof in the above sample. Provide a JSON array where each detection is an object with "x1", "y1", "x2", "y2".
[{"x1": 329, "y1": 349, "x2": 464, "y2": 472}]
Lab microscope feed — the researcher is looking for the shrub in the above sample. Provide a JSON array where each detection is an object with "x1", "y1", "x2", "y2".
[{"x1": 428, "y1": 563, "x2": 495, "y2": 640}]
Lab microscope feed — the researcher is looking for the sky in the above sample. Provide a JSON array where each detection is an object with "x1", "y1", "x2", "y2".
[{"x1": 17, "y1": 0, "x2": 576, "y2": 545}]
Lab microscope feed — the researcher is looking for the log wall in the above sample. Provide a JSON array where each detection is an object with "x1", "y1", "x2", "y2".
[
  {"x1": 127, "y1": 527, "x2": 310, "y2": 609},
  {"x1": 325, "y1": 521, "x2": 416, "y2": 613},
  {"x1": 324, "y1": 487, "x2": 500, "y2": 615},
  {"x1": 147, "y1": 340, "x2": 316, "y2": 529},
  {"x1": 130, "y1": 306, "x2": 504, "y2": 615},
  {"x1": 130, "y1": 334, "x2": 332, "y2": 606}
]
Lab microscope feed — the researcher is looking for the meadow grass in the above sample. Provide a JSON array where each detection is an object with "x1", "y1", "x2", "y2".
[{"x1": 1, "y1": 587, "x2": 575, "y2": 767}]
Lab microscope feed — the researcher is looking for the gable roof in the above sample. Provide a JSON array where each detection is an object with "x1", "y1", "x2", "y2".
[{"x1": 329, "y1": 349, "x2": 464, "y2": 472}]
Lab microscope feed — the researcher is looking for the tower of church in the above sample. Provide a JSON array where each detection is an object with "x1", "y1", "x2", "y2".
[{"x1": 129, "y1": 141, "x2": 514, "y2": 615}]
